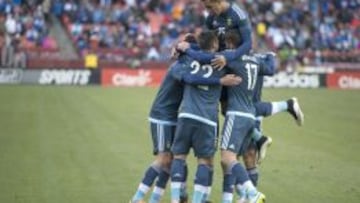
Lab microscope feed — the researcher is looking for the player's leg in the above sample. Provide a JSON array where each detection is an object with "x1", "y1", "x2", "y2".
[
  {"x1": 148, "y1": 153, "x2": 172, "y2": 203},
  {"x1": 243, "y1": 146, "x2": 259, "y2": 186},
  {"x1": 220, "y1": 114, "x2": 265, "y2": 203},
  {"x1": 148, "y1": 124, "x2": 176, "y2": 203},
  {"x1": 170, "y1": 118, "x2": 193, "y2": 203},
  {"x1": 233, "y1": 139, "x2": 259, "y2": 203},
  {"x1": 191, "y1": 121, "x2": 217, "y2": 203},
  {"x1": 130, "y1": 122, "x2": 175, "y2": 203},
  {"x1": 236, "y1": 126, "x2": 265, "y2": 203},
  {"x1": 256, "y1": 98, "x2": 304, "y2": 126},
  {"x1": 170, "y1": 154, "x2": 188, "y2": 203},
  {"x1": 192, "y1": 158, "x2": 213, "y2": 203},
  {"x1": 250, "y1": 118, "x2": 272, "y2": 163}
]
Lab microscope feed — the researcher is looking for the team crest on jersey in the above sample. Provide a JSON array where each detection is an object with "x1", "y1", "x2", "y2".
[
  {"x1": 217, "y1": 27, "x2": 226, "y2": 35},
  {"x1": 227, "y1": 18, "x2": 232, "y2": 26},
  {"x1": 213, "y1": 20, "x2": 218, "y2": 27}
]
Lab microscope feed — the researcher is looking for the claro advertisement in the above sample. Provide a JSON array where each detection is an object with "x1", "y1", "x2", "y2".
[
  {"x1": 101, "y1": 69, "x2": 166, "y2": 87},
  {"x1": 326, "y1": 72, "x2": 360, "y2": 89}
]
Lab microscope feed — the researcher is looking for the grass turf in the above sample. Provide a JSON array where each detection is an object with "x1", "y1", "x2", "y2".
[{"x1": 0, "y1": 86, "x2": 359, "y2": 203}]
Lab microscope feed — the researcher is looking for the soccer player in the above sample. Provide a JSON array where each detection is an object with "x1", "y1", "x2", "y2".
[
  {"x1": 220, "y1": 30, "x2": 274, "y2": 203},
  {"x1": 170, "y1": 31, "x2": 228, "y2": 203},
  {"x1": 130, "y1": 35, "x2": 241, "y2": 203},
  {"x1": 200, "y1": 0, "x2": 252, "y2": 67}
]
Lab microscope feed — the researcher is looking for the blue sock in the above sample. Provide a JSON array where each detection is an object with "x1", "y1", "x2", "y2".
[
  {"x1": 148, "y1": 186, "x2": 165, "y2": 203},
  {"x1": 234, "y1": 164, "x2": 258, "y2": 199},
  {"x1": 271, "y1": 101, "x2": 288, "y2": 115},
  {"x1": 247, "y1": 167, "x2": 259, "y2": 187},
  {"x1": 149, "y1": 170, "x2": 170, "y2": 203},
  {"x1": 180, "y1": 164, "x2": 188, "y2": 199},
  {"x1": 192, "y1": 164, "x2": 210, "y2": 203},
  {"x1": 132, "y1": 165, "x2": 160, "y2": 201},
  {"x1": 255, "y1": 102, "x2": 272, "y2": 117},
  {"x1": 170, "y1": 159, "x2": 186, "y2": 202},
  {"x1": 155, "y1": 169, "x2": 170, "y2": 188},
  {"x1": 203, "y1": 167, "x2": 213, "y2": 202},
  {"x1": 255, "y1": 118, "x2": 262, "y2": 130},
  {"x1": 231, "y1": 162, "x2": 250, "y2": 185},
  {"x1": 251, "y1": 128, "x2": 263, "y2": 142},
  {"x1": 222, "y1": 173, "x2": 235, "y2": 203}
]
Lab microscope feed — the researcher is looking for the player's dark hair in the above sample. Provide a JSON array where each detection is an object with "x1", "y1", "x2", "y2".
[
  {"x1": 184, "y1": 33, "x2": 197, "y2": 44},
  {"x1": 197, "y1": 30, "x2": 218, "y2": 51},
  {"x1": 224, "y1": 30, "x2": 241, "y2": 47}
]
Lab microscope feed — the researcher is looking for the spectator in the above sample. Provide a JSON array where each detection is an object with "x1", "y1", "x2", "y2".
[
  {"x1": 13, "y1": 40, "x2": 26, "y2": 68},
  {"x1": 2, "y1": 14, "x2": 16, "y2": 66}
]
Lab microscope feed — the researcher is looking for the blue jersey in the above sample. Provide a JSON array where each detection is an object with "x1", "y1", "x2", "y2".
[
  {"x1": 226, "y1": 53, "x2": 275, "y2": 114},
  {"x1": 149, "y1": 55, "x2": 224, "y2": 124},
  {"x1": 149, "y1": 62, "x2": 184, "y2": 124},
  {"x1": 252, "y1": 75, "x2": 264, "y2": 103},
  {"x1": 178, "y1": 59, "x2": 226, "y2": 126},
  {"x1": 183, "y1": 3, "x2": 251, "y2": 65},
  {"x1": 252, "y1": 53, "x2": 277, "y2": 102},
  {"x1": 205, "y1": 2, "x2": 252, "y2": 59}
]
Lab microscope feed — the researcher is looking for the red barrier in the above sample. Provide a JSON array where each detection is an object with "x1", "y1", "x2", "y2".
[
  {"x1": 101, "y1": 68, "x2": 167, "y2": 87},
  {"x1": 326, "y1": 72, "x2": 360, "y2": 89}
]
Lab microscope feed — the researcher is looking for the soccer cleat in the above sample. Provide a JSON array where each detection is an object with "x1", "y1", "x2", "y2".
[
  {"x1": 287, "y1": 97, "x2": 304, "y2": 126},
  {"x1": 256, "y1": 136, "x2": 272, "y2": 164},
  {"x1": 236, "y1": 197, "x2": 247, "y2": 203},
  {"x1": 129, "y1": 200, "x2": 145, "y2": 203},
  {"x1": 180, "y1": 195, "x2": 188, "y2": 203},
  {"x1": 248, "y1": 192, "x2": 266, "y2": 203}
]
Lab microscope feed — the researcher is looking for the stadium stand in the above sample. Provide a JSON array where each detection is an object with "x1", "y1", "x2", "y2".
[
  {"x1": 0, "y1": 0, "x2": 359, "y2": 70},
  {"x1": 0, "y1": 0, "x2": 59, "y2": 67}
]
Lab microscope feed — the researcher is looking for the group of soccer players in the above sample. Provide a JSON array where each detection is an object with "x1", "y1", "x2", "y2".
[{"x1": 130, "y1": 0, "x2": 304, "y2": 203}]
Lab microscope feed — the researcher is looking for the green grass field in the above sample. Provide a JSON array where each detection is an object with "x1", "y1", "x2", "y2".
[{"x1": 0, "y1": 86, "x2": 359, "y2": 203}]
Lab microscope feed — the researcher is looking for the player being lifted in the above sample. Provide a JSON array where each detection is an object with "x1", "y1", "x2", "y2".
[
  {"x1": 170, "y1": 31, "x2": 232, "y2": 203},
  {"x1": 129, "y1": 35, "x2": 241, "y2": 203}
]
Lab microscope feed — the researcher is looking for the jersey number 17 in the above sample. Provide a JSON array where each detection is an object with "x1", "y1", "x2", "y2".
[{"x1": 245, "y1": 63, "x2": 258, "y2": 90}]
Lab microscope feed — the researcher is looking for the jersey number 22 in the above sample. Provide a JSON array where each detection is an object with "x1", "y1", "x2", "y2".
[{"x1": 190, "y1": 61, "x2": 213, "y2": 78}]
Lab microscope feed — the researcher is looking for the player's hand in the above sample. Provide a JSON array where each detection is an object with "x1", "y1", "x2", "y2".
[
  {"x1": 266, "y1": 51, "x2": 277, "y2": 57},
  {"x1": 211, "y1": 55, "x2": 227, "y2": 69},
  {"x1": 177, "y1": 41, "x2": 190, "y2": 52},
  {"x1": 170, "y1": 46, "x2": 180, "y2": 60},
  {"x1": 220, "y1": 74, "x2": 242, "y2": 86}
]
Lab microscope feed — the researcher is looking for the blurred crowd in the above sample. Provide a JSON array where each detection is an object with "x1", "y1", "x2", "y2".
[
  {"x1": 1, "y1": 0, "x2": 359, "y2": 69},
  {"x1": 54, "y1": 0, "x2": 205, "y2": 63},
  {"x1": 55, "y1": 0, "x2": 359, "y2": 69},
  {"x1": 0, "y1": 0, "x2": 57, "y2": 67},
  {"x1": 243, "y1": 0, "x2": 360, "y2": 70}
]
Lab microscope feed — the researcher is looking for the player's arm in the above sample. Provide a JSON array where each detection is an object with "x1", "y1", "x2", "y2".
[
  {"x1": 183, "y1": 48, "x2": 246, "y2": 64},
  {"x1": 258, "y1": 53, "x2": 277, "y2": 76},
  {"x1": 220, "y1": 23, "x2": 252, "y2": 61},
  {"x1": 183, "y1": 48, "x2": 218, "y2": 64},
  {"x1": 183, "y1": 73, "x2": 241, "y2": 86},
  {"x1": 170, "y1": 61, "x2": 241, "y2": 86},
  {"x1": 211, "y1": 13, "x2": 252, "y2": 68},
  {"x1": 179, "y1": 28, "x2": 252, "y2": 67},
  {"x1": 176, "y1": 42, "x2": 226, "y2": 64}
]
